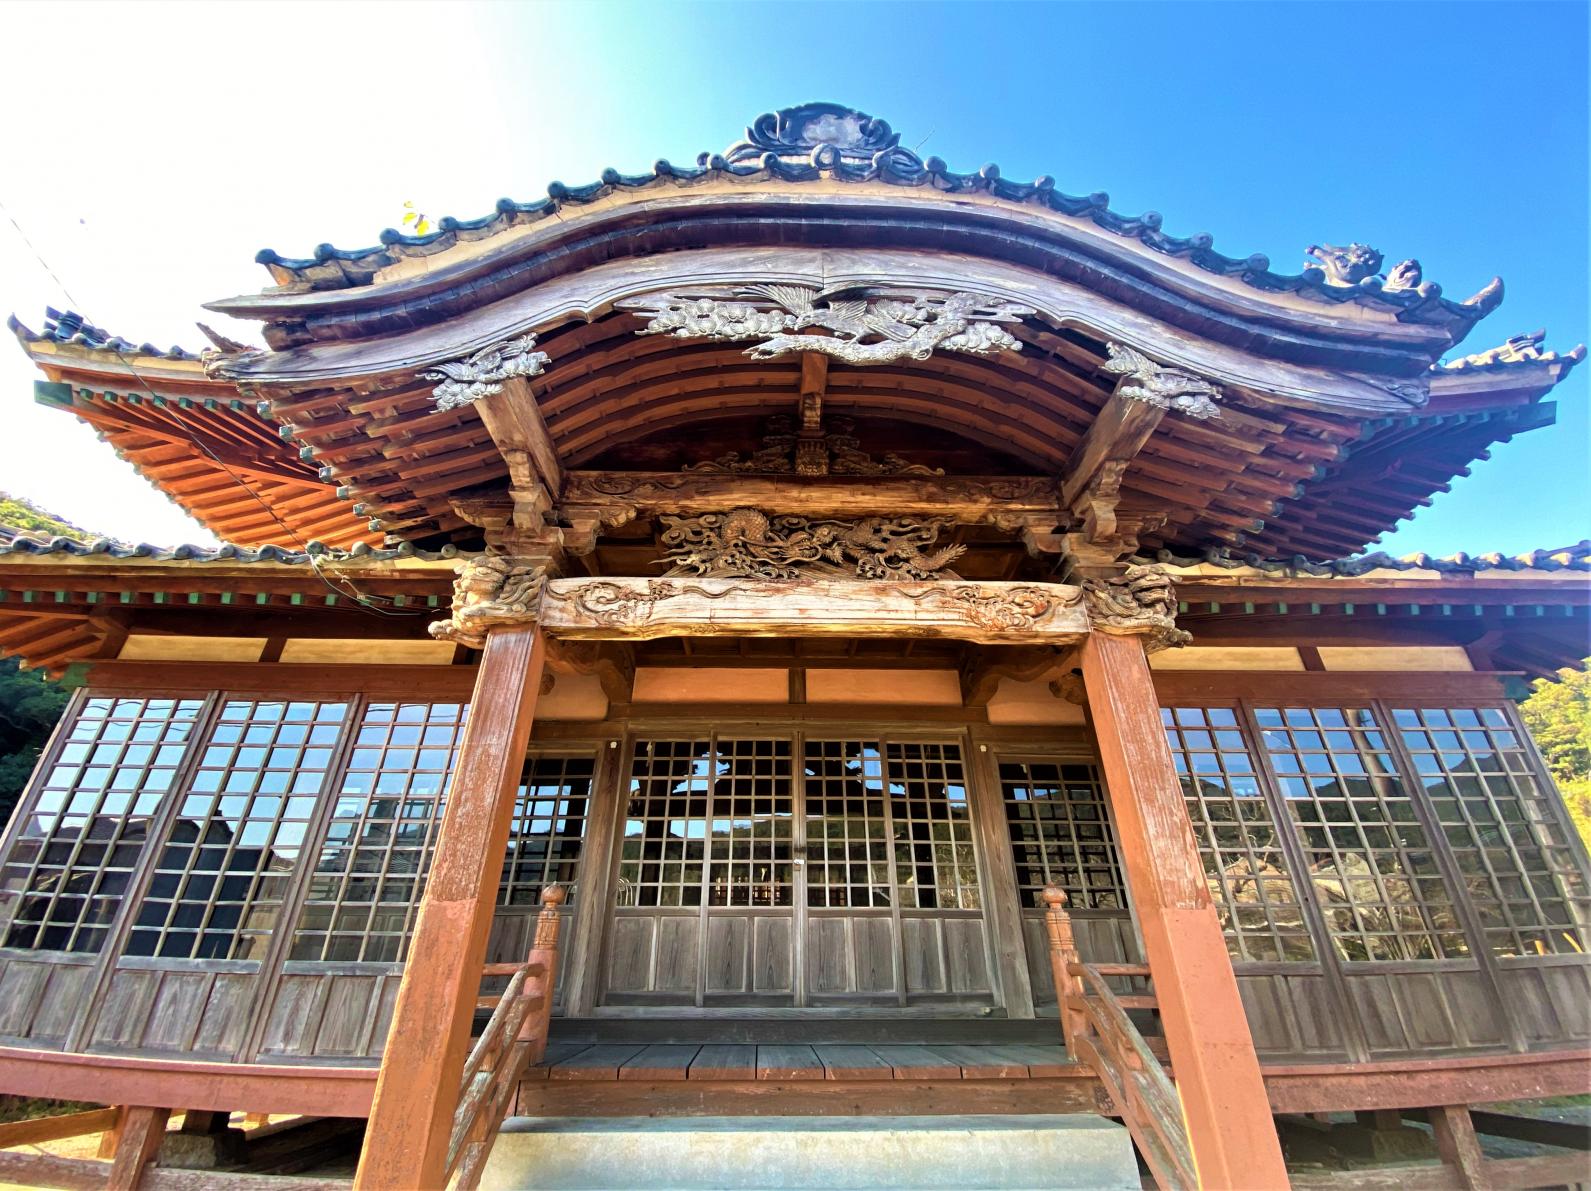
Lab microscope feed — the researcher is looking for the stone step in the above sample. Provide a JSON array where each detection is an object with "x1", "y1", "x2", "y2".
[{"x1": 480, "y1": 1114, "x2": 1138, "y2": 1190}]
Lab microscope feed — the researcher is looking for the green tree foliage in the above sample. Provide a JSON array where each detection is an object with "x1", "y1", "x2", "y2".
[
  {"x1": 1520, "y1": 664, "x2": 1591, "y2": 849},
  {"x1": 0, "y1": 492, "x2": 96, "y2": 543},
  {"x1": 0, "y1": 659, "x2": 74, "y2": 828}
]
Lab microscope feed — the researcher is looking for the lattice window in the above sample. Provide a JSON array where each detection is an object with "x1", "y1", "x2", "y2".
[
  {"x1": 1255, "y1": 706, "x2": 1468, "y2": 962},
  {"x1": 500, "y1": 755, "x2": 594, "y2": 908},
  {"x1": 619, "y1": 739, "x2": 712, "y2": 908},
  {"x1": 0, "y1": 697, "x2": 205, "y2": 954},
  {"x1": 289, "y1": 701, "x2": 468, "y2": 963},
  {"x1": 999, "y1": 759, "x2": 1126, "y2": 911},
  {"x1": 1162, "y1": 707, "x2": 1314, "y2": 961},
  {"x1": 804, "y1": 740, "x2": 891, "y2": 909},
  {"x1": 1395, "y1": 706, "x2": 1589, "y2": 958},
  {"x1": 886, "y1": 742, "x2": 979, "y2": 910},
  {"x1": 125, "y1": 700, "x2": 349, "y2": 961},
  {"x1": 708, "y1": 739, "x2": 793, "y2": 908}
]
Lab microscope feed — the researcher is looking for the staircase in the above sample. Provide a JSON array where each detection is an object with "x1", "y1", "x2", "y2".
[{"x1": 478, "y1": 1115, "x2": 1140, "y2": 1190}]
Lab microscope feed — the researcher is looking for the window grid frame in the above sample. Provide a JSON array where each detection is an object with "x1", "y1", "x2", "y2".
[
  {"x1": 1244, "y1": 703, "x2": 1470, "y2": 964},
  {"x1": 997, "y1": 756, "x2": 1128, "y2": 914},
  {"x1": 287, "y1": 700, "x2": 471, "y2": 965},
  {"x1": 0, "y1": 691, "x2": 213, "y2": 956},
  {"x1": 499, "y1": 752, "x2": 597, "y2": 910},
  {"x1": 1161, "y1": 704, "x2": 1320, "y2": 963},
  {"x1": 803, "y1": 739, "x2": 892, "y2": 910},
  {"x1": 125, "y1": 698, "x2": 356, "y2": 963},
  {"x1": 1385, "y1": 702, "x2": 1590, "y2": 960}
]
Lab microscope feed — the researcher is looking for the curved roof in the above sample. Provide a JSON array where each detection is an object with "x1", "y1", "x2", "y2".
[{"x1": 245, "y1": 102, "x2": 1496, "y2": 334}]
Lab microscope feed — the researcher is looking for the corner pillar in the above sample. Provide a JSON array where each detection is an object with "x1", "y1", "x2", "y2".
[
  {"x1": 1080, "y1": 629, "x2": 1287, "y2": 1188},
  {"x1": 354, "y1": 617, "x2": 547, "y2": 1190}
]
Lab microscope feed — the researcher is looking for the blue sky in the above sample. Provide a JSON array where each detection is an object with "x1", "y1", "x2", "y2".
[{"x1": 1, "y1": 0, "x2": 1584, "y2": 555}]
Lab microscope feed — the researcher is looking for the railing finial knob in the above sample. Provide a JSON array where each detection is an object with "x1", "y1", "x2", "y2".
[
  {"x1": 540, "y1": 884, "x2": 567, "y2": 909},
  {"x1": 1041, "y1": 884, "x2": 1069, "y2": 910}
]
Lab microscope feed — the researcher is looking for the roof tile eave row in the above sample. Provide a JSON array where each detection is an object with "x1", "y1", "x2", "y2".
[
  {"x1": 0, "y1": 534, "x2": 458, "y2": 567},
  {"x1": 244, "y1": 122, "x2": 1490, "y2": 325},
  {"x1": 1141, "y1": 540, "x2": 1591, "y2": 580}
]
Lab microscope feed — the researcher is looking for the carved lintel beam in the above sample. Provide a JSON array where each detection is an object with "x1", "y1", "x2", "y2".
[
  {"x1": 563, "y1": 471, "x2": 1063, "y2": 525},
  {"x1": 960, "y1": 644, "x2": 1070, "y2": 706},
  {"x1": 539, "y1": 577, "x2": 1090, "y2": 646}
]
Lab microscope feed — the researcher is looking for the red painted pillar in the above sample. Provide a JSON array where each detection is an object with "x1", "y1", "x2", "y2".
[
  {"x1": 355, "y1": 625, "x2": 546, "y2": 1190},
  {"x1": 1081, "y1": 630, "x2": 1288, "y2": 1189}
]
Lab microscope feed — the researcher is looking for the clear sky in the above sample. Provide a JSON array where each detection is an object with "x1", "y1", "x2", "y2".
[{"x1": 1, "y1": 0, "x2": 1585, "y2": 555}]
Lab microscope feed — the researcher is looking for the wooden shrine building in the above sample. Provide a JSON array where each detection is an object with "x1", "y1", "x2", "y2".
[{"x1": 0, "y1": 104, "x2": 1587, "y2": 1189}]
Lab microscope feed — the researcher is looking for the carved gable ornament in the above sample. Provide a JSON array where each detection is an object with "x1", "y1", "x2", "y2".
[
  {"x1": 1102, "y1": 343, "x2": 1222, "y2": 420},
  {"x1": 421, "y1": 335, "x2": 550, "y2": 411},
  {"x1": 660, "y1": 508, "x2": 966, "y2": 582},
  {"x1": 429, "y1": 555, "x2": 547, "y2": 648},
  {"x1": 1081, "y1": 564, "x2": 1190, "y2": 653},
  {"x1": 723, "y1": 103, "x2": 913, "y2": 168},
  {"x1": 619, "y1": 285, "x2": 1034, "y2": 366}
]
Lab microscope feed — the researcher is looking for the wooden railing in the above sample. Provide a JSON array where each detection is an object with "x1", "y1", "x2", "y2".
[
  {"x1": 1042, "y1": 885, "x2": 1196, "y2": 1191},
  {"x1": 443, "y1": 884, "x2": 566, "y2": 1191}
]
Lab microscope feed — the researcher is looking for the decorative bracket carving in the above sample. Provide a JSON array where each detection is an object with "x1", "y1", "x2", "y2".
[
  {"x1": 685, "y1": 415, "x2": 942, "y2": 478},
  {"x1": 619, "y1": 285, "x2": 1033, "y2": 366},
  {"x1": 1080, "y1": 563, "x2": 1190, "y2": 653},
  {"x1": 421, "y1": 335, "x2": 549, "y2": 411},
  {"x1": 428, "y1": 555, "x2": 549, "y2": 648},
  {"x1": 1101, "y1": 343, "x2": 1221, "y2": 420},
  {"x1": 660, "y1": 508, "x2": 966, "y2": 581}
]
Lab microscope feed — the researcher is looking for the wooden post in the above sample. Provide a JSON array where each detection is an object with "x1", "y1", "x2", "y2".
[
  {"x1": 106, "y1": 1106, "x2": 169, "y2": 1191},
  {"x1": 521, "y1": 885, "x2": 566, "y2": 1056},
  {"x1": 354, "y1": 624, "x2": 547, "y2": 1191},
  {"x1": 1080, "y1": 630, "x2": 1288, "y2": 1190},
  {"x1": 1429, "y1": 1105, "x2": 1487, "y2": 1190},
  {"x1": 1040, "y1": 886, "x2": 1085, "y2": 1053}
]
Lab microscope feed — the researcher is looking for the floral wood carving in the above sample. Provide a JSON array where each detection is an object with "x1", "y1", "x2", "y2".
[
  {"x1": 1080, "y1": 563, "x2": 1190, "y2": 653},
  {"x1": 685, "y1": 415, "x2": 942, "y2": 477},
  {"x1": 620, "y1": 285, "x2": 1033, "y2": 366},
  {"x1": 1101, "y1": 344, "x2": 1222, "y2": 420},
  {"x1": 421, "y1": 335, "x2": 550, "y2": 411},
  {"x1": 660, "y1": 508, "x2": 966, "y2": 581},
  {"x1": 428, "y1": 555, "x2": 548, "y2": 648}
]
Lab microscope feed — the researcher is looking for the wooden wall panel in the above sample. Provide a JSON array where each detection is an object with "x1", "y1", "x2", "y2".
[
  {"x1": 751, "y1": 916, "x2": 792, "y2": 995},
  {"x1": 1342, "y1": 966, "x2": 1512, "y2": 1056},
  {"x1": 704, "y1": 916, "x2": 750, "y2": 995},
  {"x1": 27, "y1": 962, "x2": 95, "y2": 1047},
  {"x1": 1498, "y1": 962, "x2": 1591, "y2": 1043},
  {"x1": 603, "y1": 912, "x2": 700, "y2": 999},
  {"x1": 1021, "y1": 912, "x2": 1139, "y2": 1007},
  {"x1": 1235, "y1": 971, "x2": 1351, "y2": 1060}
]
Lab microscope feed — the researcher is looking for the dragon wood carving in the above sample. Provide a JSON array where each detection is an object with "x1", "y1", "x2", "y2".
[
  {"x1": 620, "y1": 285, "x2": 1033, "y2": 366},
  {"x1": 429, "y1": 555, "x2": 548, "y2": 648},
  {"x1": 1080, "y1": 564, "x2": 1190, "y2": 652},
  {"x1": 660, "y1": 508, "x2": 966, "y2": 581}
]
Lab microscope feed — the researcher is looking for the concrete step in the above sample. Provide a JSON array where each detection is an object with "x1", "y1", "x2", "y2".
[{"x1": 480, "y1": 1114, "x2": 1138, "y2": 1190}]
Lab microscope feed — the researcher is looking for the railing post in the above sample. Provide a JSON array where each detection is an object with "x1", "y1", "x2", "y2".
[
  {"x1": 520, "y1": 885, "x2": 566, "y2": 1054},
  {"x1": 1041, "y1": 885, "x2": 1085, "y2": 1053}
]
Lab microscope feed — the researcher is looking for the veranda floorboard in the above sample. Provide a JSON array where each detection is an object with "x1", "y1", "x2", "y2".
[
  {"x1": 688, "y1": 1044, "x2": 757, "y2": 1080},
  {"x1": 619, "y1": 1044, "x2": 699, "y2": 1081},
  {"x1": 755, "y1": 1045, "x2": 824, "y2": 1080},
  {"x1": 812, "y1": 1044, "x2": 894, "y2": 1081},
  {"x1": 866, "y1": 1045, "x2": 962, "y2": 1080},
  {"x1": 549, "y1": 1044, "x2": 649, "y2": 1080},
  {"x1": 923, "y1": 1044, "x2": 1028, "y2": 1079}
]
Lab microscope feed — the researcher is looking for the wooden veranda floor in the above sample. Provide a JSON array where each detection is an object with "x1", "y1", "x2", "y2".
[{"x1": 529, "y1": 1041, "x2": 1076, "y2": 1082}]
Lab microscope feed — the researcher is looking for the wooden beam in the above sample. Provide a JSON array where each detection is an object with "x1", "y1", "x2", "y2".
[
  {"x1": 561, "y1": 471, "x2": 1062, "y2": 522},
  {"x1": 353, "y1": 624, "x2": 547, "y2": 1191},
  {"x1": 1428, "y1": 1105, "x2": 1487, "y2": 1190},
  {"x1": 106, "y1": 1106, "x2": 169, "y2": 1191},
  {"x1": 1060, "y1": 389, "x2": 1164, "y2": 511},
  {"x1": 475, "y1": 376, "x2": 562, "y2": 495},
  {"x1": 1079, "y1": 630, "x2": 1288, "y2": 1189},
  {"x1": 540, "y1": 577, "x2": 1090, "y2": 645},
  {"x1": 0, "y1": 1107, "x2": 121, "y2": 1149}
]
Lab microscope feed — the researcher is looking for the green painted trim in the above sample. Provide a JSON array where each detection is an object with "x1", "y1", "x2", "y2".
[{"x1": 32, "y1": 380, "x2": 74, "y2": 408}]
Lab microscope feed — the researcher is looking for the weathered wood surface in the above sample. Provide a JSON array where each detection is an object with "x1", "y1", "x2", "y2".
[
  {"x1": 105, "y1": 1105, "x2": 169, "y2": 1191},
  {"x1": 562, "y1": 471, "x2": 1062, "y2": 522},
  {"x1": 541, "y1": 577, "x2": 1088, "y2": 644},
  {"x1": 0, "y1": 1107, "x2": 120, "y2": 1149},
  {"x1": 1081, "y1": 630, "x2": 1290, "y2": 1189},
  {"x1": 353, "y1": 625, "x2": 547, "y2": 1191}
]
